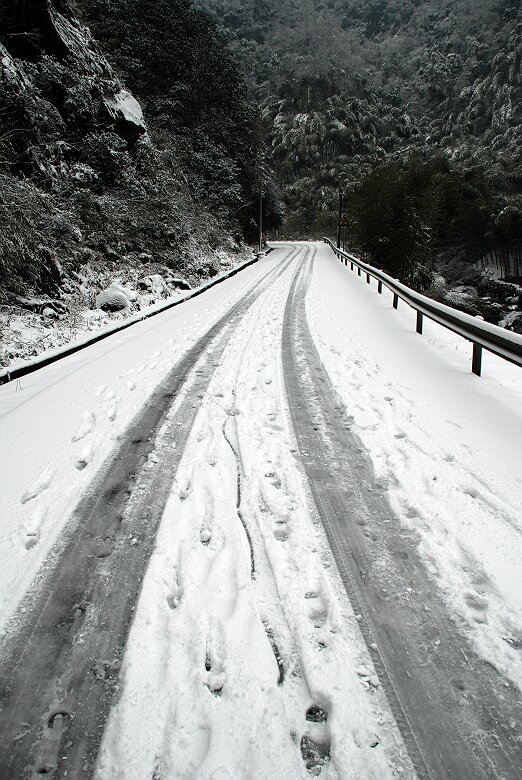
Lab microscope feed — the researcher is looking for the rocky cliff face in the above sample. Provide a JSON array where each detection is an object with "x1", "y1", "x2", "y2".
[
  {"x1": 0, "y1": 0, "x2": 148, "y2": 297},
  {"x1": 0, "y1": 0, "x2": 259, "y2": 305},
  {"x1": 0, "y1": 0, "x2": 146, "y2": 151}
]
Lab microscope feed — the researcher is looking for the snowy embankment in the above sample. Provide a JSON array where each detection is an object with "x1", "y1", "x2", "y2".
[
  {"x1": 0, "y1": 249, "x2": 255, "y2": 378},
  {"x1": 307, "y1": 242, "x2": 522, "y2": 691}
]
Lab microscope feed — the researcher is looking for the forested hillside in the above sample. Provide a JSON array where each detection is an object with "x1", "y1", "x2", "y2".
[
  {"x1": 200, "y1": 0, "x2": 522, "y2": 320},
  {"x1": 0, "y1": 0, "x2": 279, "y2": 304},
  {"x1": 1, "y1": 0, "x2": 521, "y2": 334}
]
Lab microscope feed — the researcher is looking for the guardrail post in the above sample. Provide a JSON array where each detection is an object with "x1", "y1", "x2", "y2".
[
  {"x1": 472, "y1": 343, "x2": 482, "y2": 376},
  {"x1": 322, "y1": 236, "x2": 522, "y2": 378}
]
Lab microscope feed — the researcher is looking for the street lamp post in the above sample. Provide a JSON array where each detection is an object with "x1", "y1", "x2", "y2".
[
  {"x1": 259, "y1": 188, "x2": 263, "y2": 253},
  {"x1": 337, "y1": 186, "x2": 344, "y2": 249}
]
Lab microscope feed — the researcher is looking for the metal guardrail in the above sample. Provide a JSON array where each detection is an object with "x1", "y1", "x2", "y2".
[{"x1": 324, "y1": 238, "x2": 522, "y2": 376}]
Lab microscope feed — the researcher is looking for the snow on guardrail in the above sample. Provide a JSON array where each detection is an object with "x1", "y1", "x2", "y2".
[{"x1": 324, "y1": 238, "x2": 522, "y2": 376}]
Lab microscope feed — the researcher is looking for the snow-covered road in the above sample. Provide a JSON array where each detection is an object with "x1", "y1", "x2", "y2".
[{"x1": 1, "y1": 243, "x2": 521, "y2": 779}]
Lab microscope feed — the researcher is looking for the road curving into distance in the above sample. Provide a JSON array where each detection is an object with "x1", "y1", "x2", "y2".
[
  {"x1": 0, "y1": 242, "x2": 521, "y2": 779},
  {"x1": 0, "y1": 251, "x2": 297, "y2": 779},
  {"x1": 282, "y1": 244, "x2": 522, "y2": 779}
]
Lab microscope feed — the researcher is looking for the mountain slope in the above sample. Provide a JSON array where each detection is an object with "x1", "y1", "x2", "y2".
[
  {"x1": 0, "y1": 0, "x2": 274, "y2": 304},
  {"x1": 199, "y1": 0, "x2": 522, "y2": 293}
]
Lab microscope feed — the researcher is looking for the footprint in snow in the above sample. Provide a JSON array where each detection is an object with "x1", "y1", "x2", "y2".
[
  {"x1": 265, "y1": 471, "x2": 281, "y2": 489},
  {"x1": 103, "y1": 389, "x2": 119, "y2": 421},
  {"x1": 107, "y1": 405, "x2": 117, "y2": 422},
  {"x1": 71, "y1": 411, "x2": 96, "y2": 443},
  {"x1": 204, "y1": 622, "x2": 226, "y2": 696},
  {"x1": 75, "y1": 441, "x2": 94, "y2": 471},
  {"x1": 309, "y1": 608, "x2": 328, "y2": 629},
  {"x1": 178, "y1": 479, "x2": 192, "y2": 501},
  {"x1": 300, "y1": 704, "x2": 331, "y2": 775},
  {"x1": 21, "y1": 466, "x2": 55, "y2": 504},
  {"x1": 23, "y1": 506, "x2": 47, "y2": 549},
  {"x1": 24, "y1": 528, "x2": 40, "y2": 550},
  {"x1": 206, "y1": 450, "x2": 217, "y2": 467},
  {"x1": 166, "y1": 570, "x2": 183, "y2": 611},
  {"x1": 273, "y1": 520, "x2": 289, "y2": 541},
  {"x1": 307, "y1": 592, "x2": 329, "y2": 629},
  {"x1": 464, "y1": 591, "x2": 489, "y2": 625}
]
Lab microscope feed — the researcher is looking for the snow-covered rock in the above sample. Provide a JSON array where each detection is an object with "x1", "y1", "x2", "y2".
[
  {"x1": 103, "y1": 90, "x2": 146, "y2": 144},
  {"x1": 95, "y1": 284, "x2": 130, "y2": 312},
  {"x1": 138, "y1": 274, "x2": 169, "y2": 298},
  {"x1": 111, "y1": 282, "x2": 138, "y2": 302},
  {"x1": 168, "y1": 277, "x2": 191, "y2": 290}
]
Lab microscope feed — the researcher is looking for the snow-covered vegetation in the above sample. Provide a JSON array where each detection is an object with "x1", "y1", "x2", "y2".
[
  {"x1": 200, "y1": 0, "x2": 521, "y2": 320},
  {"x1": 0, "y1": 0, "x2": 281, "y2": 349}
]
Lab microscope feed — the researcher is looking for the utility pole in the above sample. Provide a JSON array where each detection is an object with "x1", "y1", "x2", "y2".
[
  {"x1": 337, "y1": 185, "x2": 344, "y2": 249},
  {"x1": 259, "y1": 188, "x2": 263, "y2": 253}
]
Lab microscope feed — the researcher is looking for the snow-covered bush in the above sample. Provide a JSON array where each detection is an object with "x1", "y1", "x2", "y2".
[{"x1": 95, "y1": 285, "x2": 130, "y2": 311}]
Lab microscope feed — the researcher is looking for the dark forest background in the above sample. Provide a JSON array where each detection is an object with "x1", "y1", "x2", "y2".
[
  {"x1": 1, "y1": 0, "x2": 521, "y2": 327},
  {"x1": 0, "y1": 0, "x2": 281, "y2": 299},
  {"x1": 199, "y1": 0, "x2": 521, "y2": 291}
]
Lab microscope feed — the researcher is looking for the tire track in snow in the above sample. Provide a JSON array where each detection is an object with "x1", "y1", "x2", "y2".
[
  {"x1": 94, "y1": 244, "x2": 412, "y2": 779},
  {"x1": 0, "y1": 253, "x2": 295, "y2": 780},
  {"x1": 216, "y1": 247, "x2": 340, "y2": 774},
  {"x1": 217, "y1": 267, "x2": 299, "y2": 686},
  {"x1": 282, "y1": 247, "x2": 522, "y2": 779},
  {"x1": 222, "y1": 417, "x2": 256, "y2": 580},
  {"x1": 96, "y1": 246, "x2": 321, "y2": 779}
]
